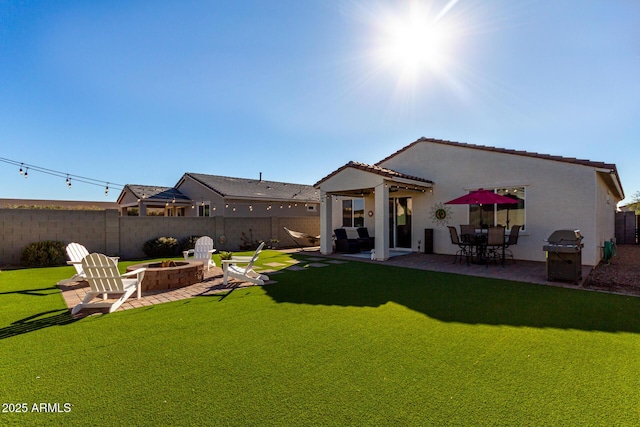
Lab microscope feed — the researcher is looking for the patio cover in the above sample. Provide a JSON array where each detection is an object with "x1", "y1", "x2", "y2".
[{"x1": 314, "y1": 161, "x2": 433, "y2": 261}]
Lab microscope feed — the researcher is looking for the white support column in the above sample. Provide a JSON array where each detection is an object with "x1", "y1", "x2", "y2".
[
  {"x1": 374, "y1": 182, "x2": 390, "y2": 261},
  {"x1": 320, "y1": 191, "x2": 333, "y2": 255}
]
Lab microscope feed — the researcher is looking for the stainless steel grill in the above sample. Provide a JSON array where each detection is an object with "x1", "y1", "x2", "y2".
[{"x1": 543, "y1": 230, "x2": 583, "y2": 283}]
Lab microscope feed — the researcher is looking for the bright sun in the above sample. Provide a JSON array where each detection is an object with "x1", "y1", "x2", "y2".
[{"x1": 374, "y1": 1, "x2": 458, "y2": 83}]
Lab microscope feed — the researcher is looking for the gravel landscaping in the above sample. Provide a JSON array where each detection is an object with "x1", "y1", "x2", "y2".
[{"x1": 583, "y1": 244, "x2": 640, "y2": 296}]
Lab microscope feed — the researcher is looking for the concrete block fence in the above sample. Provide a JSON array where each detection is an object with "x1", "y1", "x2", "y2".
[{"x1": 0, "y1": 209, "x2": 319, "y2": 266}]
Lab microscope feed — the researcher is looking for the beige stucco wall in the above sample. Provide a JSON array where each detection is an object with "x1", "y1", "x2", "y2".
[
  {"x1": 321, "y1": 141, "x2": 620, "y2": 265},
  {"x1": 376, "y1": 142, "x2": 617, "y2": 265}
]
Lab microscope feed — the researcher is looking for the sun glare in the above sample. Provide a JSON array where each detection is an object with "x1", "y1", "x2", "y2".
[{"x1": 372, "y1": 1, "x2": 459, "y2": 85}]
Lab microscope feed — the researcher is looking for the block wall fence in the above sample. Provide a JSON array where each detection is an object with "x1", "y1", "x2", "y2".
[{"x1": 0, "y1": 209, "x2": 319, "y2": 265}]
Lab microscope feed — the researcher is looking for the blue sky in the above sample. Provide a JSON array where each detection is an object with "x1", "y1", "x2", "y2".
[{"x1": 1, "y1": 0, "x2": 639, "y2": 204}]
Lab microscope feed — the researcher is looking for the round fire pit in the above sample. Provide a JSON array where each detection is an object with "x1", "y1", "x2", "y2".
[{"x1": 126, "y1": 261, "x2": 204, "y2": 291}]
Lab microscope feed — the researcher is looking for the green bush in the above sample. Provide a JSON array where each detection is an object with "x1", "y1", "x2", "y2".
[
  {"x1": 20, "y1": 240, "x2": 67, "y2": 267},
  {"x1": 142, "y1": 236, "x2": 179, "y2": 258},
  {"x1": 179, "y1": 235, "x2": 201, "y2": 253}
]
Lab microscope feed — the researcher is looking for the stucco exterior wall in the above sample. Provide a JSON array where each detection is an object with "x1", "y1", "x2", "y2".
[{"x1": 377, "y1": 142, "x2": 613, "y2": 265}]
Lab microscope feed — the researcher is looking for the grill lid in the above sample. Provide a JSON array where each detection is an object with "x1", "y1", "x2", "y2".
[{"x1": 546, "y1": 229, "x2": 583, "y2": 244}]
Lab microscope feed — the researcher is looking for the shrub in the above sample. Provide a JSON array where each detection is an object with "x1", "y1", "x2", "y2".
[
  {"x1": 20, "y1": 240, "x2": 67, "y2": 267},
  {"x1": 179, "y1": 235, "x2": 201, "y2": 253},
  {"x1": 142, "y1": 237, "x2": 179, "y2": 258}
]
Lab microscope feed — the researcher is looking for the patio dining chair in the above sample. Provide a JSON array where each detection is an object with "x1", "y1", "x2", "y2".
[
  {"x1": 447, "y1": 226, "x2": 473, "y2": 265},
  {"x1": 503, "y1": 225, "x2": 521, "y2": 264},
  {"x1": 485, "y1": 226, "x2": 506, "y2": 266},
  {"x1": 459, "y1": 224, "x2": 476, "y2": 243}
]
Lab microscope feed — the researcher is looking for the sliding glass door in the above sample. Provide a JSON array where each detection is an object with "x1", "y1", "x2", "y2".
[{"x1": 388, "y1": 197, "x2": 412, "y2": 249}]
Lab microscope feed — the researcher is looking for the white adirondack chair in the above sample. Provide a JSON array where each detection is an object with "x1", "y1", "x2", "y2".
[
  {"x1": 58, "y1": 242, "x2": 119, "y2": 285},
  {"x1": 222, "y1": 242, "x2": 269, "y2": 286},
  {"x1": 182, "y1": 236, "x2": 216, "y2": 270},
  {"x1": 71, "y1": 253, "x2": 145, "y2": 315},
  {"x1": 57, "y1": 242, "x2": 90, "y2": 285}
]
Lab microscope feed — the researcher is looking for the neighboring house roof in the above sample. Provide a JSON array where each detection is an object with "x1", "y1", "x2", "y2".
[
  {"x1": 182, "y1": 173, "x2": 320, "y2": 203},
  {"x1": 118, "y1": 184, "x2": 191, "y2": 204},
  {"x1": 314, "y1": 161, "x2": 434, "y2": 188},
  {"x1": 376, "y1": 137, "x2": 624, "y2": 199}
]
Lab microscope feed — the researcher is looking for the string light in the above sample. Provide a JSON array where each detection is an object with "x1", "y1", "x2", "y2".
[{"x1": 1, "y1": 156, "x2": 124, "y2": 196}]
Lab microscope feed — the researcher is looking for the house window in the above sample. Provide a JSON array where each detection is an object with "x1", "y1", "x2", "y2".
[
  {"x1": 198, "y1": 203, "x2": 211, "y2": 217},
  {"x1": 342, "y1": 198, "x2": 364, "y2": 227},
  {"x1": 469, "y1": 187, "x2": 525, "y2": 230}
]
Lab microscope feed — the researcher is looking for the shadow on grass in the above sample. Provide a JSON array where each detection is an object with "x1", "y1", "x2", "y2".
[
  {"x1": 265, "y1": 262, "x2": 640, "y2": 333},
  {"x1": 0, "y1": 286, "x2": 59, "y2": 297},
  {"x1": 0, "y1": 309, "x2": 78, "y2": 340}
]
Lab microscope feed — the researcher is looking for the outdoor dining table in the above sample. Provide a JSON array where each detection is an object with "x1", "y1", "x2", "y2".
[{"x1": 461, "y1": 230, "x2": 488, "y2": 264}]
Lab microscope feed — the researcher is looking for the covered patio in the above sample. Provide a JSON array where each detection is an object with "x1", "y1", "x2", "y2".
[{"x1": 315, "y1": 161, "x2": 433, "y2": 261}]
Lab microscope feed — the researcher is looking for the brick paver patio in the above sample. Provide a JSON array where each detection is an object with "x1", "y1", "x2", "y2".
[{"x1": 58, "y1": 250, "x2": 593, "y2": 316}]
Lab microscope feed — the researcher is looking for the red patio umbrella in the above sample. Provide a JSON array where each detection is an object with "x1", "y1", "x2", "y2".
[
  {"x1": 444, "y1": 188, "x2": 519, "y2": 206},
  {"x1": 445, "y1": 188, "x2": 519, "y2": 227}
]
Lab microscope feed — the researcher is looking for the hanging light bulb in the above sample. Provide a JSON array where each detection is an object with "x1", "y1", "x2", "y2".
[
  {"x1": 66, "y1": 175, "x2": 72, "y2": 188},
  {"x1": 19, "y1": 163, "x2": 24, "y2": 175},
  {"x1": 24, "y1": 168, "x2": 28, "y2": 178}
]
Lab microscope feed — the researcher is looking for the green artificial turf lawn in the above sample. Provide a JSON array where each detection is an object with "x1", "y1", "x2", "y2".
[{"x1": 1, "y1": 253, "x2": 640, "y2": 426}]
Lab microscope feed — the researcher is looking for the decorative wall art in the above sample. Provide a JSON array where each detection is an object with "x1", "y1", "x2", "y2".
[{"x1": 429, "y1": 202, "x2": 452, "y2": 226}]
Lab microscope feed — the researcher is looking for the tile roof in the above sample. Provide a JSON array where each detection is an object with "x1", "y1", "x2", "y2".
[
  {"x1": 314, "y1": 161, "x2": 434, "y2": 188},
  {"x1": 125, "y1": 185, "x2": 190, "y2": 202},
  {"x1": 377, "y1": 137, "x2": 619, "y2": 172},
  {"x1": 184, "y1": 173, "x2": 320, "y2": 202}
]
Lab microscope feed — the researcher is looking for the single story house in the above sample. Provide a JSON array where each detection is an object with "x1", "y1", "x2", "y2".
[
  {"x1": 315, "y1": 137, "x2": 624, "y2": 266},
  {"x1": 117, "y1": 173, "x2": 320, "y2": 219}
]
